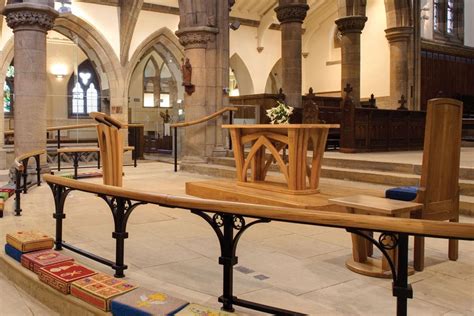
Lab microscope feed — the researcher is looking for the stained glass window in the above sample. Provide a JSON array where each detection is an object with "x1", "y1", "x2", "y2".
[
  {"x1": 433, "y1": 0, "x2": 440, "y2": 32},
  {"x1": 72, "y1": 82, "x2": 84, "y2": 114},
  {"x1": 3, "y1": 82, "x2": 11, "y2": 113},
  {"x1": 3, "y1": 65, "x2": 14, "y2": 114},
  {"x1": 86, "y1": 83, "x2": 98, "y2": 113},
  {"x1": 67, "y1": 60, "x2": 100, "y2": 117},
  {"x1": 447, "y1": 0, "x2": 454, "y2": 34}
]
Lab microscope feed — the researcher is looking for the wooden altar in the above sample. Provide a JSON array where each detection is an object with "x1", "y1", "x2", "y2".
[{"x1": 223, "y1": 124, "x2": 339, "y2": 195}]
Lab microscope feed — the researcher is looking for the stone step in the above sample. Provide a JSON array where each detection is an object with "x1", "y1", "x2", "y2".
[
  {"x1": 180, "y1": 162, "x2": 474, "y2": 216},
  {"x1": 215, "y1": 155, "x2": 474, "y2": 180},
  {"x1": 207, "y1": 157, "x2": 474, "y2": 196}
]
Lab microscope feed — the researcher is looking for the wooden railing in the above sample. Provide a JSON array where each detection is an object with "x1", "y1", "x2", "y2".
[
  {"x1": 44, "y1": 174, "x2": 473, "y2": 316},
  {"x1": 13, "y1": 149, "x2": 46, "y2": 216},
  {"x1": 169, "y1": 106, "x2": 238, "y2": 172},
  {"x1": 5, "y1": 123, "x2": 144, "y2": 171}
]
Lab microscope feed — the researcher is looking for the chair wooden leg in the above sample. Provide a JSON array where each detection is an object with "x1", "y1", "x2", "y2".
[
  {"x1": 448, "y1": 217, "x2": 459, "y2": 261},
  {"x1": 366, "y1": 231, "x2": 373, "y2": 257},
  {"x1": 414, "y1": 236, "x2": 424, "y2": 271},
  {"x1": 351, "y1": 233, "x2": 368, "y2": 263}
]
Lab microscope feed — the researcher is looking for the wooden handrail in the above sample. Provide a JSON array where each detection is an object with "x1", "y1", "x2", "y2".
[
  {"x1": 5, "y1": 123, "x2": 145, "y2": 136},
  {"x1": 15, "y1": 149, "x2": 46, "y2": 166},
  {"x1": 170, "y1": 107, "x2": 238, "y2": 128},
  {"x1": 47, "y1": 124, "x2": 97, "y2": 132},
  {"x1": 43, "y1": 174, "x2": 474, "y2": 241}
]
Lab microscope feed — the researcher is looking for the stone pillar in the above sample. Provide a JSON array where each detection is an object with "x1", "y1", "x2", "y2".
[
  {"x1": 385, "y1": 26, "x2": 413, "y2": 109},
  {"x1": 335, "y1": 16, "x2": 367, "y2": 107},
  {"x1": 275, "y1": 0, "x2": 309, "y2": 110},
  {"x1": 3, "y1": 1, "x2": 58, "y2": 158},
  {"x1": 176, "y1": 27, "x2": 218, "y2": 163},
  {"x1": 212, "y1": 0, "x2": 230, "y2": 156}
]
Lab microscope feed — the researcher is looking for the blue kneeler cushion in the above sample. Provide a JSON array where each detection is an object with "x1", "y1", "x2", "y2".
[
  {"x1": 385, "y1": 186, "x2": 418, "y2": 202},
  {"x1": 5, "y1": 243, "x2": 22, "y2": 262}
]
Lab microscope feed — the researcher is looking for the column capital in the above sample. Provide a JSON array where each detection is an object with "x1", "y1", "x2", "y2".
[
  {"x1": 175, "y1": 26, "x2": 219, "y2": 49},
  {"x1": 385, "y1": 26, "x2": 413, "y2": 43},
  {"x1": 3, "y1": 3, "x2": 58, "y2": 32},
  {"x1": 275, "y1": 3, "x2": 309, "y2": 24},
  {"x1": 335, "y1": 15, "x2": 367, "y2": 35}
]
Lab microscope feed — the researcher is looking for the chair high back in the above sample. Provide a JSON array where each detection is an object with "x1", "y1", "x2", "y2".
[
  {"x1": 413, "y1": 98, "x2": 463, "y2": 271},
  {"x1": 417, "y1": 98, "x2": 463, "y2": 220},
  {"x1": 90, "y1": 112, "x2": 124, "y2": 187}
]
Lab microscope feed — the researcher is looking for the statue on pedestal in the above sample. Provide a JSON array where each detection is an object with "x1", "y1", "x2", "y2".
[{"x1": 181, "y1": 58, "x2": 195, "y2": 96}]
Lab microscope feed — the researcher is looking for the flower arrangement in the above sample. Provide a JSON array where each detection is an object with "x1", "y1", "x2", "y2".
[{"x1": 266, "y1": 101, "x2": 294, "y2": 124}]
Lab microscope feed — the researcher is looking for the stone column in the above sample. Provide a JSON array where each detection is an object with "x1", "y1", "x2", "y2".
[
  {"x1": 385, "y1": 26, "x2": 413, "y2": 109},
  {"x1": 275, "y1": 0, "x2": 309, "y2": 110},
  {"x1": 212, "y1": 0, "x2": 230, "y2": 157},
  {"x1": 175, "y1": 27, "x2": 218, "y2": 163},
  {"x1": 3, "y1": 1, "x2": 58, "y2": 158},
  {"x1": 335, "y1": 16, "x2": 367, "y2": 107}
]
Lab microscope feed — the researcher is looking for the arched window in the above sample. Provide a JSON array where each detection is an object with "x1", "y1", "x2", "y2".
[
  {"x1": 159, "y1": 63, "x2": 172, "y2": 108},
  {"x1": 143, "y1": 58, "x2": 158, "y2": 108},
  {"x1": 3, "y1": 63, "x2": 14, "y2": 117},
  {"x1": 433, "y1": 0, "x2": 463, "y2": 43},
  {"x1": 67, "y1": 60, "x2": 101, "y2": 117}
]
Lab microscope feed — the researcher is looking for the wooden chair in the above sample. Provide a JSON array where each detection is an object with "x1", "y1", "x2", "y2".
[
  {"x1": 413, "y1": 98, "x2": 463, "y2": 271},
  {"x1": 90, "y1": 112, "x2": 125, "y2": 187}
]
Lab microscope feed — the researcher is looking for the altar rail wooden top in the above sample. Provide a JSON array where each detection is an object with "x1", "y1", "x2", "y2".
[
  {"x1": 223, "y1": 124, "x2": 340, "y2": 129},
  {"x1": 15, "y1": 149, "x2": 46, "y2": 164},
  {"x1": 5, "y1": 123, "x2": 145, "y2": 135},
  {"x1": 43, "y1": 174, "x2": 474, "y2": 241},
  {"x1": 170, "y1": 107, "x2": 238, "y2": 128}
]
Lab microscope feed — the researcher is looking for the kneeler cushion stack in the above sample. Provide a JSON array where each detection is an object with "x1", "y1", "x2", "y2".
[
  {"x1": 0, "y1": 183, "x2": 16, "y2": 218},
  {"x1": 3, "y1": 230, "x2": 239, "y2": 315}
]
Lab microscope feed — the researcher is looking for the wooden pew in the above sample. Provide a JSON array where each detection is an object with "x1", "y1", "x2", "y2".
[{"x1": 44, "y1": 174, "x2": 474, "y2": 316}]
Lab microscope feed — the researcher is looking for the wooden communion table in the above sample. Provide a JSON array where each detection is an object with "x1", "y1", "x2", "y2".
[{"x1": 223, "y1": 124, "x2": 339, "y2": 195}]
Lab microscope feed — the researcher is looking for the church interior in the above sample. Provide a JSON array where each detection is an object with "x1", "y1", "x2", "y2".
[{"x1": 0, "y1": 0, "x2": 473, "y2": 315}]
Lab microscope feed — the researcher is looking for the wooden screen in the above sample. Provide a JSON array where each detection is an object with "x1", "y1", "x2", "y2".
[{"x1": 420, "y1": 50, "x2": 474, "y2": 113}]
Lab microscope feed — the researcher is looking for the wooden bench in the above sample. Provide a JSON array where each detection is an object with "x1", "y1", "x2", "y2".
[
  {"x1": 57, "y1": 146, "x2": 135, "y2": 180},
  {"x1": 329, "y1": 195, "x2": 422, "y2": 278}
]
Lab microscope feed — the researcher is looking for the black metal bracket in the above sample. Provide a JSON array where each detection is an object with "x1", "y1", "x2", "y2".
[
  {"x1": 47, "y1": 182, "x2": 146, "y2": 278},
  {"x1": 14, "y1": 155, "x2": 42, "y2": 216},
  {"x1": 99, "y1": 195, "x2": 146, "y2": 277},
  {"x1": 347, "y1": 229, "x2": 412, "y2": 316},
  {"x1": 192, "y1": 211, "x2": 302, "y2": 315}
]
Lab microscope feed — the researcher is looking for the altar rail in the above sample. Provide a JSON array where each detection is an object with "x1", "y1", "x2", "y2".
[
  {"x1": 5, "y1": 123, "x2": 144, "y2": 170},
  {"x1": 44, "y1": 174, "x2": 474, "y2": 316},
  {"x1": 13, "y1": 149, "x2": 46, "y2": 216},
  {"x1": 170, "y1": 107, "x2": 238, "y2": 172}
]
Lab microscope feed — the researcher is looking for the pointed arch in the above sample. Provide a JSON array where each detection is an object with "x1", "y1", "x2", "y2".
[
  {"x1": 384, "y1": 0, "x2": 412, "y2": 28},
  {"x1": 265, "y1": 58, "x2": 282, "y2": 94},
  {"x1": 230, "y1": 53, "x2": 254, "y2": 95},
  {"x1": 53, "y1": 13, "x2": 124, "y2": 116},
  {"x1": 126, "y1": 27, "x2": 184, "y2": 93}
]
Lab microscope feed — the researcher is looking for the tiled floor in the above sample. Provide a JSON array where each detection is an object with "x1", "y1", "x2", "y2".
[{"x1": 0, "y1": 162, "x2": 473, "y2": 315}]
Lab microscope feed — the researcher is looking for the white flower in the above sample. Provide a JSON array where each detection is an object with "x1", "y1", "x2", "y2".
[{"x1": 266, "y1": 101, "x2": 294, "y2": 124}]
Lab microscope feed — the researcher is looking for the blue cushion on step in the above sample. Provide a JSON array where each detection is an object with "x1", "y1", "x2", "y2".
[
  {"x1": 5, "y1": 243, "x2": 22, "y2": 262},
  {"x1": 385, "y1": 186, "x2": 418, "y2": 201}
]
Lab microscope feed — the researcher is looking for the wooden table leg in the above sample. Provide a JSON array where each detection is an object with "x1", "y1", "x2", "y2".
[{"x1": 347, "y1": 207, "x2": 368, "y2": 263}]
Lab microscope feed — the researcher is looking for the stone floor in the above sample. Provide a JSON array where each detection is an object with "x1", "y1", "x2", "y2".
[{"x1": 0, "y1": 162, "x2": 473, "y2": 315}]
